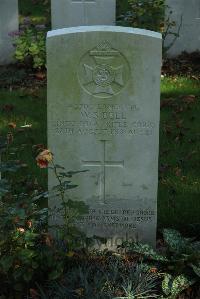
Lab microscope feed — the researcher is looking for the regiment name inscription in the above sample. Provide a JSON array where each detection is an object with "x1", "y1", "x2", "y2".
[{"x1": 51, "y1": 104, "x2": 155, "y2": 137}]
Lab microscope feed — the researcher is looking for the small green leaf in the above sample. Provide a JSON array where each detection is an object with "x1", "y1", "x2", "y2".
[
  {"x1": 191, "y1": 264, "x2": 200, "y2": 277},
  {"x1": 163, "y1": 229, "x2": 190, "y2": 253},
  {"x1": 54, "y1": 164, "x2": 65, "y2": 169},
  {"x1": 62, "y1": 182, "x2": 78, "y2": 190},
  {"x1": 162, "y1": 274, "x2": 173, "y2": 296},
  {"x1": 125, "y1": 242, "x2": 168, "y2": 262},
  {"x1": 48, "y1": 269, "x2": 62, "y2": 280},
  {"x1": 171, "y1": 275, "x2": 195, "y2": 296}
]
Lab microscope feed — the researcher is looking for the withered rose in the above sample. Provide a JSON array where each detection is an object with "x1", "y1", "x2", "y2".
[{"x1": 36, "y1": 149, "x2": 53, "y2": 168}]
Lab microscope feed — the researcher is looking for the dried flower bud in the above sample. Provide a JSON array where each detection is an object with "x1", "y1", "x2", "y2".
[{"x1": 36, "y1": 149, "x2": 53, "y2": 168}]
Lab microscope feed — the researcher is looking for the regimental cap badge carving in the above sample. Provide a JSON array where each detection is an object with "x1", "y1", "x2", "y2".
[
  {"x1": 90, "y1": 41, "x2": 119, "y2": 56},
  {"x1": 78, "y1": 41, "x2": 130, "y2": 98}
]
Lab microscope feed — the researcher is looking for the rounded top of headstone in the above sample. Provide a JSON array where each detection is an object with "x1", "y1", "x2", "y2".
[{"x1": 47, "y1": 26, "x2": 162, "y2": 40}]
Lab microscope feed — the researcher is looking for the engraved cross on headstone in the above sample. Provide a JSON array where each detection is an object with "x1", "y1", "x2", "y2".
[
  {"x1": 71, "y1": 0, "x2": 96, "y2": 26},
  {"x1": 82, "y1": 140, "x2": 124, "y2": 204}
]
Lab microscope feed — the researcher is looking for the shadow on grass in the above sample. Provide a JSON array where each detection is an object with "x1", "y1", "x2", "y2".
[
  {"x1": 0, "y1": 88, "x2": 47, "y2": 188},
  {"x1": 159, "y1": 76, "x2": 200, "y2": 234}
]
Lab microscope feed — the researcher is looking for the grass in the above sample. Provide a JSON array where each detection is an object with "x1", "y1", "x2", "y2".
[
  {"x1": 0, "y1": 76, "x2": 199, "y2": 232},
  {"x1": 161, "y1": 76, "x2": 200, "y2": 97},
  {"x1": 18, "y1": 0, "x2": 50, "y2": 25},
  {"x1": 0, "y1": 87, "x2": 47, "y2": 188},
  {"x1": 159, "y1": 76, "x2": 200, "y2": 233}
]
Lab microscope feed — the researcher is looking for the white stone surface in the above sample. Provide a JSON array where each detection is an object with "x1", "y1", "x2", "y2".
[
  {"x1": 165, "y1": 0, "x2": 200, "y2": 56},
  {"x1": 0, "y1": 0, "x2": 19, "y2": 65},
  {"x1": 51, "y1": 0, "x2": 116, "y2": 29},
  {"x1": 47, "y1": 26, "x2": 162, "y2": 248}
]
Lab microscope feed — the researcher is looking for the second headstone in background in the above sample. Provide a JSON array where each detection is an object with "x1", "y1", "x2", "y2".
[
  {"x1": 0, "y1": 0, "x2": 19, "y2": 65},
  {"x1": 165, "y1": 0, "x2": 200, "y2": 56},
  {"x1": 51, "y1": 0, "x2": 116, "y2": 29}
]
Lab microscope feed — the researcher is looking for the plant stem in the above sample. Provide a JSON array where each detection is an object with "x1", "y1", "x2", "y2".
[{"x1": 51, "y1": 161, "x2": 68, "y2": 226}]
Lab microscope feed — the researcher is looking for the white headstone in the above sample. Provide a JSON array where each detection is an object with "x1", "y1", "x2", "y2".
[
  {"x1": 165, "y1": 0, "x2": 200, "y2": 56},
  {"x1": 47, "y1": 26, "x2": 162, "y2": 248},
  {"x1": 0, "y1": 0, "x2": 19, "y2": 65},
  {"x1": 51, "y1": 0, "x2": 116, "y2": 29}
]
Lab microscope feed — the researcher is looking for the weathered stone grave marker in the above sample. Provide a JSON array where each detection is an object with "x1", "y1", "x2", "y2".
[
  {"x1": 47, "y1": 26, "x2": 162, "y2": 248},
  {"x1": 165, "y1": 0, "x2": 200, "y2": 56},
  {"x1": 51, "y1": 0, "x2": 116, "y2": 29},
  {"x1": 0, "y1": 0, "x2": 19, "y2": 65}
]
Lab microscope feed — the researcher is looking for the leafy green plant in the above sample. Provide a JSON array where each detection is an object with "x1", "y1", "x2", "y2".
[
  {"x1": 122, "y1": 0, "x2": 165, "y2": 32},
  {"x1": 117, "y1": 0, "x2": 181, "y2": 55},
  {"x1": 49, "y1": 165, "x2": 89, "y2": 251},
  {"x1": 0, "y1": 136, "x2": 62, "y2": 295},
  {"x1": 36, "y1": 255, "x2": 159, "y2": 299},
  {"x1": 14, "y1": 28, "x2": 46, "y2": 69},
  {"x1": 160, "y1": 274, "x2": 195, "y2": 299},
  {"x1": 35, "y1": 149, "x2": 89, "y2": 251},
  {"x1": 0, "y1": 130, "x2": 88, "y2": 297},
  {"x1": 121, "y1": 229, "x2": 200, "y2": 298}
]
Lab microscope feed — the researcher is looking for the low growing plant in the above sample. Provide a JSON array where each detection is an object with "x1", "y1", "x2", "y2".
[
  {"x1": 36, "y1": 254, "x2": 159, "y2": 299},
  {"x1": 14, "y1": 27, "x2": 46, "y2": 69},
  {"x1": 121, "y1": 229, "x2": 200, "y2": 298}
]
